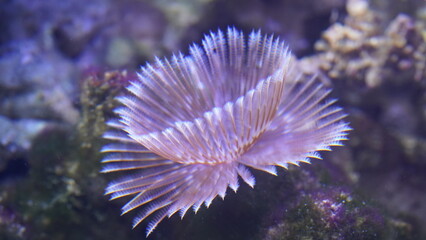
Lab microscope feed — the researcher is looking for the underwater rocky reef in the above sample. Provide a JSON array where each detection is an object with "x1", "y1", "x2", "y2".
[{"x1": 0, "y1": 0, "x2": 425, "y2": 239}]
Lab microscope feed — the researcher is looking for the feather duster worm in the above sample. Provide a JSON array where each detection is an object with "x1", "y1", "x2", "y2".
[{"x1": 101, "y1": 27, "x2": 350, "y2": 236}]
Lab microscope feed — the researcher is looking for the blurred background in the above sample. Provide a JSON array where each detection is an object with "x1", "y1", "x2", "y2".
[{"x1": 0, "y1": 0, "x2": 426, "y2": 239}]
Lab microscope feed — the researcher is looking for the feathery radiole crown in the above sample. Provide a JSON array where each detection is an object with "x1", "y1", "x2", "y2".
[{"x1": 101, "y1": 27, "x2": 350, "y2": 236}]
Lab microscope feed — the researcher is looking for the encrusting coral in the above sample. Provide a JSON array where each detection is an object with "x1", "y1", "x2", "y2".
[{"x1": 300, "y1": 0, "x2": 426, "y2": 88}]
